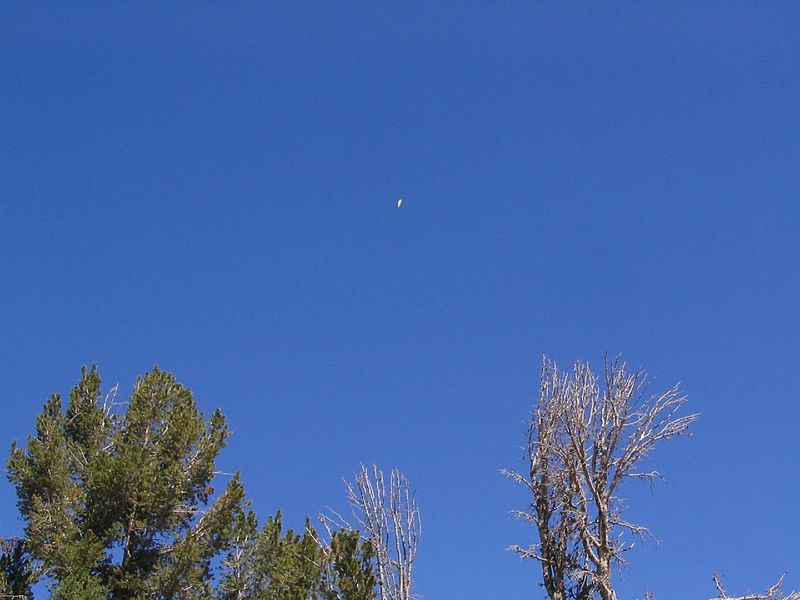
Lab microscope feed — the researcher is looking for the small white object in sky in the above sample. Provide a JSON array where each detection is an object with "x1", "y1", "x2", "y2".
[{"x1": 396, "y1": 198, "x2": 403, "y2": 208}]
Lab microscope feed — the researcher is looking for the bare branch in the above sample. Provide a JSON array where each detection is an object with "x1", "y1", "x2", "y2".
[{"x1": 710, "y1": 574, "x2": 800, "y2": 600}]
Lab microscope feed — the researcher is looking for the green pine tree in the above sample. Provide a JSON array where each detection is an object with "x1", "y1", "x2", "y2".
[
  {"x1": 217, "y1": 510, "x2": 324, "y2": 600},
  {"x1": 7, "y1": 365, "x2": 248, "y2": 599},
  {"x1": 217, "y1": 511, "x2": 379, "y2": 600},
  {"x1": 322, "y1": 530, "x2": 376, "y2": 600}
]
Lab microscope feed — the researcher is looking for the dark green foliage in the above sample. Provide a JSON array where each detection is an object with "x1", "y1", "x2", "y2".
[
  {"x1": 0, "y1": 536, "x2": 37, "y2": 597},
  {"x1": 216, "y1": 509, "x2": 378, "y2": 600},
  {"x1": 7, "y1": 365, "x2": 245, "y2": 599},
  {"x1": 322, "y1": 530, "x2": 376, "y2": 600},
  {"x1": 50, "y1": 572, "x2": 109, "y2": 600},
  {"x1": 217, "y1": 510, "x2": 324, "y2": 600}
]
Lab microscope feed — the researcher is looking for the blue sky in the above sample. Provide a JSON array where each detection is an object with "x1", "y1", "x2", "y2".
[{"x1": 2, "y1": 3, "x2": 799, "y2": 598}]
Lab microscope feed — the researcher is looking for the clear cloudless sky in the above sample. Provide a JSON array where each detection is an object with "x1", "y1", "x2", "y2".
[{"x1": 1, "y1": 3, "x2": 799, "y2": 599}]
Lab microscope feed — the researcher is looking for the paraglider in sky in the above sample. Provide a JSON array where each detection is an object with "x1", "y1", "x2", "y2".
[{"x1": 396, "y1": 198, "x2": 403, "y2": 208}]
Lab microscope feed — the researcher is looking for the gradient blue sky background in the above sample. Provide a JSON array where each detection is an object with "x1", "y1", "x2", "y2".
[{"x1": 2, "y1": 3, "x2": 799, "y2": 599}]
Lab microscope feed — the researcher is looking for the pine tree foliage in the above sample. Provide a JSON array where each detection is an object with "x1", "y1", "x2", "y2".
[
  {"x1": 217, "y1": 510, "x2": 323, "y2": 599},
  {"x1": 0, "y1": 536, "x2": 36, "y2": 598},
  {"x1": 322, "y1": 530, "x2": 376, "y2": 600},
  {"x1": 216, "y1": 508, "x2": 377, "y2": 600},
  {"x1": 7, "y1": 365, "x2": 246, "y2": 599}
]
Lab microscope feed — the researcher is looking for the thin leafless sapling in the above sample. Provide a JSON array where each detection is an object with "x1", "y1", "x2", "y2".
[{"x1": 335, "y1": 465, "x2": 421, "y2": 600}]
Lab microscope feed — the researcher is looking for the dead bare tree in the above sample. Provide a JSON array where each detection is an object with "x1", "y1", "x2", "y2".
[
  {"x1": 503, "y1": 356, "x2": 699, "y2": 600},
  {"x1": 343, "y1": 465, "x2": 421, "y2": 600}
]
